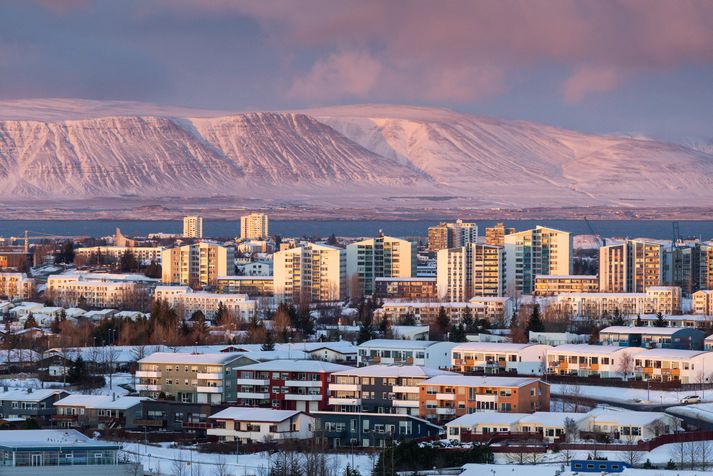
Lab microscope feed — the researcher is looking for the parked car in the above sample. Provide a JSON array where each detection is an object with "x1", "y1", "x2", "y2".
[{"x1": 680, "y1": 395, "x2": 701, "y2": 404}]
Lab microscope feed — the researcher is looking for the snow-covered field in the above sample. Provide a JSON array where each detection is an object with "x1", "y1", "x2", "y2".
[
  {"x1": 463, "y1": 462, "x2": 708, "y2": 476},
  {"x1": 119, "y1": 441, "x2": 375, "y2": 476},
  {"x1": 551, "y1": 383, "x2": 712, "y2": 407}
]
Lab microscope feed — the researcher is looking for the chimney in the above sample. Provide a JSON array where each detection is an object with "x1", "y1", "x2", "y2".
[
  {"x1": 112, "y1": 393, "x2": 116, "y2": 401},
  {"x1": 27, "y1": 388, "x2": 33, "y2": 394},
  {"x1": 2, "y1": 386, "x2": 7, "y2": 392}
]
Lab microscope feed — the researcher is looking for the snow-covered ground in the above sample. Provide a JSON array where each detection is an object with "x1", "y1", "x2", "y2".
[
  {"x1": 0, "y1": 372, "x2": 133, "y2": 396},
  {"x1": 463, "y1": 462, "x2": 707, "y2": 476},
  {"x1": 551, "y1": 383, "x2": 712, "y2": 407},
  {"x1": 119, "y1": 441, "x2": 375, "y2": 476}
]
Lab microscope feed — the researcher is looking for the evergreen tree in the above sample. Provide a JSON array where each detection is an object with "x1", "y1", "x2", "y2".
[
  {"x1": 611, "y1": 308, "x2": 624, "y2": 326},
  {"x1": 525, "y1": 304, "x2": 545, "y2": 334},
  {"x1": 462, "y1": 306, "x2": 476, "y2": 333},
  {"x1": 326, "y1": 233, "x2": 338, "y2": 246},
  {"x1": 24, "y1": 313, "x2": 37, "y2": 329},
  {"x1": 378, "y1": 315, "x2": 390, "y2": 336},
  {"x1": 400, "y1": 313, "x2": 416, "y2": 326},
  {"x1": 144, "y1": 260, "x2": 162, "y2": 279},
  {"x1": 119, "y1": 250, "x2": 139, "y2": 272},
  {"x1": 261, "y1": 330, "x2": 276, "y2": 351},
  {"x1": 655, "y1": 311, "x2": 667, "y2": 327},
  {"x1": 67, "y1": 355, "x2": 88, "y2": 384},
  {"x1": 635, "y1": 314, "x2": 643, "y2": 327},
  {"x1": 51, "y1": 314, "x2": 61, "y2": 334},
  {"x1": 357, "y1": 323, "x2": 373, "y2": 345},
  {"x1": 435, "y1": 306, "x2": 450, "y2": 340},
  {"x1": 191, "y1": 314, "x2": 209, "y2": 344},
  {"x1": 589, "y1": 326, "x2": 600, "y2": 344},
  {"x1": 449, "y1": 324, "x2": 467, "y2": 342},
  {"x1": 343, "y1": 464, "x2": 361, "y2": 476},
  {"x1": 190, "y1": 310, "x2": 205, "y2": 322}
]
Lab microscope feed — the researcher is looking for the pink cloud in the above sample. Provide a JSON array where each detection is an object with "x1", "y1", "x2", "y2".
[{"x1": 562, "y1": 67, "x2": 624, "y2": 104}]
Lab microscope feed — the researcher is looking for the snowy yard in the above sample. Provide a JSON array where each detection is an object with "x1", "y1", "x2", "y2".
[{"x1": 551, "y1": 383, "x2": 713, "y2": 407}]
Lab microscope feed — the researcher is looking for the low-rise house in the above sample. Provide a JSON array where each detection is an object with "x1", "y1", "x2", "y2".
[
  {"x1": 207, "y1": 408, "x2": 315, "y2": 443},
  {"x1": 281, "y1": 342, "x2": 358, "y2": 363},
  {"x1": 599, "y1": 326, "x2": 704, "y2": 350},
  {"x1": 584, "y1": 409, "x2": 679, "y2": 442},
  {"x1": 445, "y1": 413, "x2": 525, "y2": 441},
  {"x1": 53, "y1": 395, "x2": 147, "y2": 429},
  {"x1": 546, "y1": 344, "x2": 646, "y2": 379},
  {"x1": 419, "y1": 375, "x2": 549, "y2": 422},
  {"x1": 315, "y1": 411, "x2": 441, "y2": 448},
  {"x1": 136, "y1": 352, "x2": 251, "y2": 404},
  {"x1": 329, "y1": 365, "x2": 454, "y2": 415},
  {"x1": 0, "y1": 388, "x2": 68, "y2": 423},
  {"x1": 705, "y1": 335, "x2": 713, "y2": 351},
  {"x1": 517, "y1": 412, "x2": 591, "y2": 441},
  {"x1": 153, "y1": 286, "x2": 257, "y2": 321},
  {"x1": 451, "y1": 343, "x2": 551, "y2": 375},
  {"x1": 357, "y1": 339, "x2": 457, "y2": 368},
  {"x1": 446, "y1": 411, "x2": 589, "y2": 442},
  {"x1": 632, "y1": 348, "x2": 713, "y2": 383},
  {"x1": 9, "y1": 302, "x2": 43, "y2": 318},
  {"x1": 0, "y1": 349, "x2": 41, "y2": 372},
  {"x1": 391, "y1": 325, "x2": 430, "y2": 340},
  {"x1": 528, "y1": 332, "x2": 588, "y2": 346},
  {"x1": 233, "y1": 360, "x2": 351, "y2": 412},
  {"x1": 624, "y1": 313, "x2": 713, "y2": 328},
  {"x1": 0, "y1": 429, "x2": 132, "y2": 474},
  {"x1": 83, "y1": 309, "x2": 117, "y2": 321}
]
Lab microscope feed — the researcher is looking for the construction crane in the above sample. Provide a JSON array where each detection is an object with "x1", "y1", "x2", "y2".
[
  {"x1": 7, "y1": 230, "x2": 77, "y2": 253},
  {"x1": 583, "y1": 217, "x2": 606, "y2": 247}
]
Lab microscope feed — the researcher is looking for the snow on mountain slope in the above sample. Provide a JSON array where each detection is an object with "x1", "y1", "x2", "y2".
[{"x1": 0, "y1": 100, "x2": 710, "y2": 207}]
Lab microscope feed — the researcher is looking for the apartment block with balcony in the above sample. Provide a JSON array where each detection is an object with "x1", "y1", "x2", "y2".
[
  {"x1": 375, "y1": 297, "x2": 512, "y2": 329},
  {"x1": 52, "y1": 395, "x2": 146, "y2": 429},
  {"x1": 274, "y1": 242, "x2": 345, "y2": 303},
  {"x1": 240, "y1": 212, "x2": 269, "y2": 240},
  {"x1": 419, "y1": 375, "x2": 549, "y2": 423},
  {"x1": 183, "y1": 215, "x2": 203, "y2": 238},
  {"x1": 692, "y1": 289, "x2": 713, "y2": 315},
  {"x1": 232, "y1": 360, "x2": 351, "y2": 412},
  {"x1": 153, "y1": 286, "x2": 257, "y2": 321},
  {"x1": 427, "y1": 220, "x2": 478, "y2": 252},
  {"x1": 533, "y1": 275, "x2": 598, "y2": 296},
  {"x1": 599, "y1": 326, "x2": 704, "y2": 350},
  {"x1": 346, "y1": 233, "x2": 415, "y2": 298},
  {"x1": 546, "y1": 344, "x2": 645, "y2": 378},
  {"x1": 357, "y1": 339, "x2": 457, "y2": 369},
  {"x1": 217, "y1": 276, "x2": 275, "y2": 296},
  {"x1": 599, "y1": 240, "x2": 663, "y2": 293},
  {"x1": 437, "y1": 243, "x2": 504, "y2": 301},
  {"x1": 0, "y1": 272, "x2": 34, "y2": 299},
  {"x1": 136, "y1": 352, "x2": 251, "y2": 404},
  {"x1": 373, "y1": 277, "x2": 437, "y2": 300},
  {"x1": 161, "y1": 242, "x2": 234, "y2": 288},
  {"x1": 75, "y1": 246, "x2": 164, "y2": 265},
  {"x1": 632, "y1": 349, "x2": 713, "y2": 383},
  {"x1": 208, "y1": 408, "x2": 314, "y2": 443},
  {"x1": 451, "y1": 342, "x2": 551, "y2": 375},
  {"x1": 328, "y1": 365, "x2": 454, "y2": 416},
  {"x1": 47, "y1": 274, "x2": 141, "y2": 309},
  {"x1": 503, "y1": 226, "x2": 572, "y2": 295},
  {"x1": 553, "y1": 287, "x2": 682, "y2": 318}
]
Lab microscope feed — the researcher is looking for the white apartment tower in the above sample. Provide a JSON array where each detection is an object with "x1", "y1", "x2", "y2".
[
  {"x1": 346, "y1": 233, "x2": 415, "y2": 297},
  {"x1": 599, "y1": 240, "x2": 663, "y2": 293},
  {"x1": 183, "y1": 215, "x2": 203, "y2": 238},
  {"x1": 503, "y1": 226, "x2": 572, "y2": 295},
  {"x1": 240, "y1": 213, "x2": 269, "y2": 240},
  {"x1": 274, "y1": 243, "x2": 345, "y2": 303},
  {"x1": 437, "y1": 244, "x2": 504, "y2": 301},
  {"x1": 161, "y1": 242, "x2": 234, "y2": 288}
]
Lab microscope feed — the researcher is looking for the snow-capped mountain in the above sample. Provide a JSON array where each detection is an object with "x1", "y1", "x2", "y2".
[{"x1": 0, "y1": 99, "x2": 710, "y2": 208}]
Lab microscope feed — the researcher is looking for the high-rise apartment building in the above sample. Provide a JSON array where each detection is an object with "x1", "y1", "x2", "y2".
[
  {"x1": 182, "y1": 216, "x2": 203, "y2": 238},
  {"x1": 485, "y1": 223, "x2": 516, "y2": 247},
  {"x1": 346, "y1": 233, "x2": 415, "y2": 297},
  {"x1": 427, "y1": 220, "x2": 477, "y2": 252},
  {"x1": 240, "y1": 213, "x2": 269, "y2": 240},
  {"x1": 599, "y1": 240, "x2": 662, "y2": 293},
  {"x1": 274, "y1": 243, "x2": 345, "y2": 302},
  {"x1": 436, "y1": 244, "x2": 504, "y2": 301},
  {"x1": 161, "y1": 242, "x2": 234, "y2": 288},
  {"x1": 503, "y1": 226, "x2": 572, "y2": 295}
]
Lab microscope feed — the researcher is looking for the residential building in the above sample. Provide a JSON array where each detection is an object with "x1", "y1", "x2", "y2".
[
  {"x1": 437, "y1": 243, "x2": 504, "y2": 301},
  {"x1": 692, "y1": 289, "x2": 713, "y2": 315},
  {"x1": 0, "y1": 247, "x2": 33, "y2": 270},
  {"x1": 0, "y1": 272, "x2": 34, "y2": 299},
  {"x1": 75, "y1": 246, "x2": 163, "y2": 265},
  {"x1": 135, "y1": 400, "x2": 225, "y2": 434},
  {"x1": 450, "y1": 342, "x2": 552, "y2": 375},
  {"x1": 315, "y1": 411, "x2": 441, "y2": 448},
  {"x1": 419, "y1": 375, "x2": 549, "y2": 422},
  {"x1": 485, "y1": 223, "x2": 516, "y2": 247},
  {"x1": 183, "y1": 215, "x2": 203, "y2": 238},
  {"x1": 328, "y1": 365, "x2": 454, "y2": 415},
  {"x1": 624, "y1": 313, "x2": 713, "y2": 328},
  {"x1": 346, "y1": 233, "x2": 415, "y2": 297},
  {"x1": 47, "y1": 274, "x2": 141, "y2": 309},
  {"x1": 503, "y1": 226, "x2": 572, "y2": 295},
  {"x1": 664, "y1": 244, "x2": 703, "y2": 295},
  {"x1": 217, "y1": 276, "x2": 274, "y2": 296},
  {"x1": 0, "y1": 429, "x2": 133, "y2": 475},
  {"x1": 236, "y1": 260, "x2": 273, "y2": 276},
  {"x1": 232, "y1": 360, "x2": 351, "y2": 412},
  {"x1": 391, "y1": 325, "x2": 431, "y2": 341},
  {"x1": 599, "y1": 240, "x2": 663, "y2": 293},
  {"x1": 584, "y1": 409, "x2": 679, "y2": 442},
  {"x1": 553, "y1": 287, "x2": 681, "y2": 318},
  {"x1": 53, "y1": 395, "x2": 146, "y2": 429},
  {"x1": 373, "y1": 277, "x2": 437, "y2": 300},
  {"x1": 153, "y1": 286, "x2": 256, "y2": 321},
  {"x1": 546, "y1": 344, "x2": 646, "y2": 378},
  {"x1": 161, "y1": 242, "x2": 234, "y2": 287},
  {"x1": 533, "y1": 275, "x2": 598, "y2": 296},
  {"x1": 240, "y1": 212, "x2": 269, "y2": 240},
  {"x1": 528, "y1": 332, "x2": 588, "y2": 346},
  {"x1": 0, "y1": 388, "x2": 68, "y2": 423},
  {"x1": 447, "y1": 411, "x2": 587, "y2": 442},
  {"x1": 375, "y1": 298, "x2": 513, "y2": 328},
  {"x1": 632, "y1": 348, "x2": 713, "y2": 383},
  {"x1": 357, "y1": 340, "x2": 458, "y2": 368},
  {"x1": 136, "y1": 352, "x2": 251, "y2": 404},
  {"x1": 427, "y1": 220, "x2": 477, "y2": 252},
  {"x1": 274, "y1": 242, "x2": 345, "y2": 302},
  {"x1": 700, "y1": 244, "x2": 713, "y2": 290},
  {"x1": 208, "y1": 408, "x2": 314, "y2": 443},
  {"x1": 705, "y1": 335, "x2": 713, "y2": 351},
  {"x1": 599, "y1": 326, "x2": 704, "y2": 350}
]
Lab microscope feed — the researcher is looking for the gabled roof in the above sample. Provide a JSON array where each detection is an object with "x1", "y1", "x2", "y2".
[
  {"x1": 139, "y1": 352, "x2": 242, "y2": 365},
  {"x1": 331, "y1": 365, "x2": 454, "y2": 379},
  {"x1": 55, "y1": 395, "x2": 148, "y2": 410},
  {"x1": 0, "y1": 388, "x2": 66, "y2": 402},
  {"x1": 210, "y1": 408, "x2": 305, "y2": 423},
  {"x1": 234, "y1": 359, "x2": 351, "y2": 373},
  {"x1": 446, "y1": 412, "x2": 525, "y2": 427}
]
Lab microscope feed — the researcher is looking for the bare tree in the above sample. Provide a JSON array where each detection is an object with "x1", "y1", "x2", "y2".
[
  {"x1": 213, "y1": 455, "x2": 230, "y2": 476},
  {"x1": 623, "y1": 433, "x2": 643, "y2": 466},
  {"x1": 617, "y1": 352, "x2": 635, "y2": 381},
  {"x1": 103, "y1": 345, "x2": 121, "y2": 392},
  {"x1": 171, "y1": 451, "x2": 187, "y2": 476},
  {"x1": 563, "y1": 417, "x2": 579, "y2": 443}
]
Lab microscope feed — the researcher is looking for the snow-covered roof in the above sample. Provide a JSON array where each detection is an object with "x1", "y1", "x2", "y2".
[
  {"x1": 331, "y1": 365, "x2": 454, "y2": 379},
  {"x1": 446, "y1": 412, "x2": 525, "y2": 427},
  {"x1": 209, "y1": 407, "x2": 305, "y2": 423},
  {"x1": 635, "y1": 348, "x2": 709, "y2": 360},
  {"x1": 359, "y1": 339, "x2": 439, "y2": 349},
  {"x1": 600, "y1": 326, "x2": 694, "y2": 336},
  {"x1": 589, "y1": 409, "x2": 669, "y2": 426},
  {"x1": 0, "y1": 429, "x2": 118, "y2": 449},
  {"x1": 234, "y1": 359, "x2": 352, "y2": 373},
  {"x1": 55, "y1": 395, "x2": 147, "y2": 410},
  {"x1": 0, "y1": 388, "x2": 66, "y2": 402},
  {"x1": 139, "y1": 352, "x2": 242, "y2": 365},
  {"x1": 548, "y1": 344, "x2": 637, "y2": 355},
  {"x1": 518, "y1": 411, "x2": 590, "y2": 427},
  {"x1": 422, "y1": 375, "x2": 541, "y2": 387},
  {"x1": 452, "y1": 342, "x2": 546, "y2": 352}
]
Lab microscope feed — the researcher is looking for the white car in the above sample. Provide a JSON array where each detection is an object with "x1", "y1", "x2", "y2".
[{"x1": 680, "y1": 395, "x2": 701, "y2": 404}]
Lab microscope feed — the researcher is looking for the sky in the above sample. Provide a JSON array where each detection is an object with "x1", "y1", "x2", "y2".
[{"x1": 1, "y1": 0, "x2": 712, "y2": 142}]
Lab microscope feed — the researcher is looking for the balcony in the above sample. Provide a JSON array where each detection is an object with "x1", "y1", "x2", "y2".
[
  {"x1": 436, "y1": 393, "x2": 456, "y2": 401},
  {"x1": 236, "y1": 391, "x2": 269, "y2": 399},
  {"x1": 393, "y1": 399, "x2": 419, "y2": 408},
  {"x1": 236, "y1": 378, "x2": 269, "y2": 386},
  {"x1": 197, "y1": 386, "x2": 223, "y2": 394},
  {"x1": 135, "y1": 419, "x2": 163, "y2": 427},
  {"x1": 182, "y1": 421, "x2": 214, "y2": 430},
  {"x1": 285, "y1": 380, "x2": 322, "y2": 388},
  {"x1": 136, "y1": 370, "x2": 161, "y2": 378},
  {"x1": 136, "y1": 384, "x2": 161, "y2": 392},
  {"x1": 329, "y1": 397, "x2": 361, "y2": 406},
  {"x1": 329, "y1": 383, "x2": 359, "y2": 392},
  {"x1": 393, "y1": 385, "x2": 419, "y2": 394},
  {"x1": 284, "y1": 394, "x2": 323, "y2": 401},
  {"x1": 436, "y1": 407, "x2": 456, "y2": 415},
  {"x1": 197, "y1": 372, "x2": 224, "y2": 380},
  {"x1": 51, "y1": 414, "x2": 78, "y2": 420}
]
